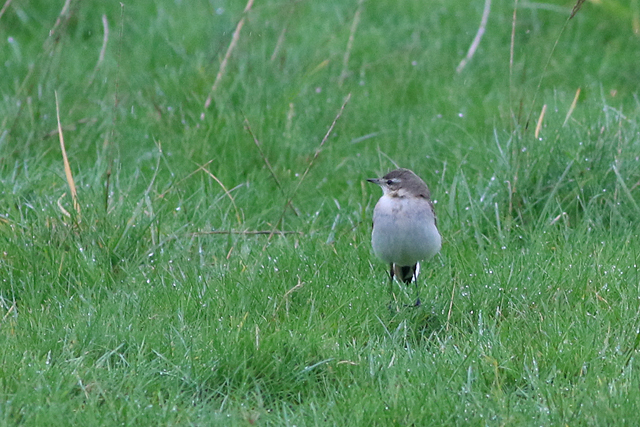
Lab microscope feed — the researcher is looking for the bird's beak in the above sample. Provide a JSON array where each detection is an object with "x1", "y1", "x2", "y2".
[{"x1": 366, "y1": 178, "x2": 380, "y2": 185}]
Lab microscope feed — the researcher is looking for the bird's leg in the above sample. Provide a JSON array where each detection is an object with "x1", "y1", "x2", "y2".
[
  {"x1": 388, "y1": 263, "x2": 395, "y2": 299},
  {"x1": 413, "y1": 266, "x2": 421, "y2": 307},
  {"x1": 387, "y1": 264, "x2": 398, "y2": 313}
]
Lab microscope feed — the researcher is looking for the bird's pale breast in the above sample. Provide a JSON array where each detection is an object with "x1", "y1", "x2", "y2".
[{"x1": 371, "y1": 195, "x2": 441, "y2": 266}]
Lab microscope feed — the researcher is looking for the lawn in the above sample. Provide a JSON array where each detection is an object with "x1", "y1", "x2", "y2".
[{"x1": 2, "y1": 0, "x2": 640, "y2": 425}]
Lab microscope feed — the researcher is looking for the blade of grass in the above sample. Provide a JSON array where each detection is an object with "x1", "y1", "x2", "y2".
[
  {"x1": 535, "y1": 160, "x2": 574, "y2": 229},
  {"x1": 613, "y1": 164, "x2": 640, "y2": 216}
]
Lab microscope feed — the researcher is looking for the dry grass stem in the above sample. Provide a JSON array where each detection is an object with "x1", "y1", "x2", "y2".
[
  {"x1": 200, "y1": 164, "x2": 244, "y2": 225},
  {"x1": 57, "y1": 193, "x2": 71, "y2": 218},
  {"x1": 549, "y1": 212, "x2": 568, "y2": 226},
  {"x1": 47, "y1": 0, "x2": 72, "y2": 43},
  {"x1": 1, "y1": 301, "x2": 16, "y2": 322},
  {"x1": 244, "y1": 116, "x2": 299, "y2": 216},
  {"x1": 534, "y1": 104, "x2": 546, "y2": 139},
  {"x1": 271, "y1": 3, "x2": 297, "y2": 62},
  {"x1": 88, "y1": 15, "x2": 109, "y2": 86},
  {"x1": 456, "y1": 0, "x2": 492, "y2": 73},
  {"x1": 55, "y1": 91, "x2": 81, "y2": 217},
  {"x1": 570, "y1": 0, "x2": 587, "y2": 19},
  {"x1": 524, "y1": 2, "x2": 585, "y2": 129},
  {"x1": 194, "y1": 230, "x2": 301, "y2": 236},
  {"x1": 264, "y1": 93, "x2": 351, "y2": 246},
  {"x1": 376, "y1": 148, "x2": 400, "y2": 169},
  {"x1": 104, "y1": 4, "x2": 125, "y2": 212},
  {"x1": 45, "y1": 117, "x2": 98, "y2": 138},
  {"x1": 158, "y1": 159, "x2": 214, "y2": 199},
  {"x1": 273, "y1": 278, "x2": 305, "y2": 317},
  {"x1": 285, "y1": 102, "x2": 295, "y2": 140},
  {"x1": 339, "y1": 0, "x2": 364, "y2": 86},
  {"x1": 202, "y1": 0, "x2": 254, "y2": 118},
  {"x1": 563, "y1": 87, "x2": 581, "y2": 127},
  {"x1": 284, "y1": 280, "x2": 304, "y2": 299},
  {"x1": 509, "y1": 0, "x2": 519, "y2": 128},
  {"x1": 0, "y1": 0, "x2": 14, "y2": 21},
  {"x1": 271, "y1": 26, "x2": 287, "y2": 62},
  {"x1": 494, "y1": 202, "x2": 503, "y2": 240},
  {"x1": 446, "y1": 280, "x2": 456, "y2": 332},
  {"x1": 243, "y1": 116, "x2": 283, "y2": 192}
]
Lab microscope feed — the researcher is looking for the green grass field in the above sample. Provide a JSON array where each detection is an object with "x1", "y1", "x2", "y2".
[{"x1": 2, "y1": 0, "x2": 640, "y2": 425}]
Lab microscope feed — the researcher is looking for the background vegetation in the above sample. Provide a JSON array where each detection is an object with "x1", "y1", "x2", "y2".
[{"x1": 2, "y1": 0, "x2": 640, "y2": 425}]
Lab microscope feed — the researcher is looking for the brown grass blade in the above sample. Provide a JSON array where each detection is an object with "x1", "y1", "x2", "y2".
[
  {"x1": 55, "y1": 91, "x2": 81, "y2": 218},
  {"x1": 563, "y1": 87, "x2": 581, "y2": 127},
  {"x1": 534, "y1": 104, "x2": 546, "y2": 139}
]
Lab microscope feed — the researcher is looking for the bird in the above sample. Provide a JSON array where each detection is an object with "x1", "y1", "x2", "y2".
[{"x1": 367, "y1": 168, "x2": 441, "y2": 306}]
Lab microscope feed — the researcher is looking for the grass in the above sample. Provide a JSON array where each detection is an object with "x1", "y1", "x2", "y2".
[{"x1": 2, "y1": 0, "x2": 640, "y2": 425}]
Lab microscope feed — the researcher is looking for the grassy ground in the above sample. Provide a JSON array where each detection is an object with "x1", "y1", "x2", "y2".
[{"x1": 2, "y1": 0, "x2": 640, "y2": 425}]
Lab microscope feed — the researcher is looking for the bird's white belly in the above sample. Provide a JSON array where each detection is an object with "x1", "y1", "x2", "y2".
[{"x1": 371, "y1": 196, "x2": 441, "y2": 266}]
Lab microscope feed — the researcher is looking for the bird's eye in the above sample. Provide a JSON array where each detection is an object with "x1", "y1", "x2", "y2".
[{"x1": 386, "y1": 179, "x2": 394, "y2": 185}]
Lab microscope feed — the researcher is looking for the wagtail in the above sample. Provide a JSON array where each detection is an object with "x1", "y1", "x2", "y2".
[{"x1": 367, "y1": 168, "x2": 441, "y2": 306}]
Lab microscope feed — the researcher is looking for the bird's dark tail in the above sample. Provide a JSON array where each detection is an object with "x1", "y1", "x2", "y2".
[
  {"x1": 393, "y1": 263, "x2": 420, "y2": 284},
  {"x1": 388, "y1": 263, "x2": 422, "y2": 307}
]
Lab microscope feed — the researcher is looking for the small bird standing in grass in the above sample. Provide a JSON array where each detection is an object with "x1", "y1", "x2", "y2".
[{"x1": 367, "y1": 168, "x2": 441, "y2": 306}]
